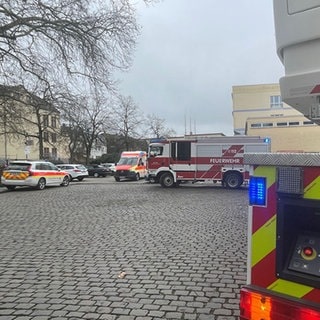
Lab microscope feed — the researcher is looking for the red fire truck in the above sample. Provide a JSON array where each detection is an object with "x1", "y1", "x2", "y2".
[
  {"x1": 239, "y1": 1, "x2": 320, "y2": 318},
  {"x1": 146, "y1": 135, "x2": 270, "y2": 188}
]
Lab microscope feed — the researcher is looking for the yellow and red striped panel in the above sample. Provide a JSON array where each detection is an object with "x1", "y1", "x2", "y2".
[
  {"x1": 2, "y1": 171, "x2": 30, "y2": 180},
  {"x1": 250, "y1": 165, "x2": 320, "y2": 304}
]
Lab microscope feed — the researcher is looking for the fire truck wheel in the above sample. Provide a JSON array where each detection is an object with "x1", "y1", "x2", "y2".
[
  {"x1": 114, "y1": 176, "x2": 120, "y2": 182},
  {"x1": 224, "y1": 172, "x2": 243, "y2": 189},
  {"x1": 160, "y1": 173, "x2": 175, "y2": 188},
  {"x1": 134, "y1": 173, "x2": 140, "y2": 181}
]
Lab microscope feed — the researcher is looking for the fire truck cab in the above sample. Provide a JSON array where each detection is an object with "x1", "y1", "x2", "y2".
[
  {"x1": 146, "y1": 135, "x2": 270, "y2": 188},
  {"x1": 240, "y1": 1, "x2": 320, "y2": 318}
]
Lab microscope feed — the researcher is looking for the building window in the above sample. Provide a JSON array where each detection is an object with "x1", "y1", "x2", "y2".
[
  {"x1": 43, "y1": 131, "x2": 49, "y2": 142},
  {"x1": 270, "y1": 95, "x2": 283, "y2": 109},
  {"x1": 51, "y1": 132, "x2": 57, "y2": 143},
  {"x1": 251, "y1": 123, "x2": 262, "y2": 128},
  {"x1": 277, "y1": 122, "x2": 288, "y2": 127},
  {"x1": 52, "y1": 147, "x2": 57, "y2": 158},
  {"x1": 303, "y1": 121, "x2": 314, "y2": 125},
  {"x1": 43, "y1": 115, "x2": 49, "y2": 127},
  {"x1": 43, "y1": 147, "x2": 50, "y2": 158},
  {"x1": 262, "y1": 122, "x2": 273, "y2": 127},
  {"x1": 289, "y1": 121, "x2": 299, "y2": 126},
  {"x1": 51, "y1": 116, "x2": 57, "y2": 128}
]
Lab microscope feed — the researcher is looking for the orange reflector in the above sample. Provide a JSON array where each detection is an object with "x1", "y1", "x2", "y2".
[{"x1": 240, "y1": 287, "x2": 320, "y2": 320}]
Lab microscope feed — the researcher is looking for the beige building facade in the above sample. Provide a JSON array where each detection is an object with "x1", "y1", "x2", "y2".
[
  {"x1": 232, "y1": 83, "x2": 320, "y2": 152},
  {"x1": 0, "y1": 86, "x2": 68, "y2": 162},
  {"x1": 1, "y1": 111, "x2": 68, "y2": 162}
]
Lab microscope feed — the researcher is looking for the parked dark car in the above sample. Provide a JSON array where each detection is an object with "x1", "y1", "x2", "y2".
[
  {"x1": 101, "y1": 163, "x2": 116, "y2": 175},
  {"x1": 85, "y1": 164, "x2": 109, "y2": 177}
]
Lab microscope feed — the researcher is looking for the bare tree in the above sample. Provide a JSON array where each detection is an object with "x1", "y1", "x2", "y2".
[
  {"x1": 60, "y1": 90, "x2": 110, "y2": 164},
  {"x1": 146, "y1": 113, "x2": 176, "y2": 138},
  {"x1": 60, "y1": 124, "x2": 83, "y2": 163},
  {"x1": 110, "y1": 95, "x2": 145, "y2": 150},
  {"x1": 0, "y1": 0, "x2": 144, "y2": 96},
  {"x1": 0, "y1": 0, "x2": 158, "y2": 159}
]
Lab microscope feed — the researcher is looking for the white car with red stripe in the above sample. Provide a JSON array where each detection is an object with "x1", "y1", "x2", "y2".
[{"x1": 1, "y1": 161, "x2": 70, "y2": 191}]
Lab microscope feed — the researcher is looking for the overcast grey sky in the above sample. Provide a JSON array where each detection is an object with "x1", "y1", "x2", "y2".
[{"x1": 117, "y1": 0, "x2": 284, "y2": 136}]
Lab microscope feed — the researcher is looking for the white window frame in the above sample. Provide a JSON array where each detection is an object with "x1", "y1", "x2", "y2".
[{"x1": 270, "y1": 95, "x2": 283, "y2": 109}]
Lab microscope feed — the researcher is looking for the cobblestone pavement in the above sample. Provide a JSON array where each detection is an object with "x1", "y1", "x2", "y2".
[{"x1": 0, "y1": 178, "x2": 248, "y2": 320}]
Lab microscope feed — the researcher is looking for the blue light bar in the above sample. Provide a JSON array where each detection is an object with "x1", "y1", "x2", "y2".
[
  {"x1": 264, "y1": 137, "x2": 271, "y2": 143},
  {"x1": 249, "y1": 176, "x2": 267, "y2": 206},
  {"x1": 150, "y1": 137, "x2": 167, "y2": 143}
]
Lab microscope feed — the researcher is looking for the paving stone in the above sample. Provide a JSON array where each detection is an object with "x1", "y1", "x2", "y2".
[
  {"x1": 0, "y1": 310, "x2": 15, "y2": 316},
  {"x1": 99, "y1": 315, "x2": 117, "y2": 320},
  {"x1": 0, "y1": 180, "x2": 248, "y2": 320},
  {"x1": 129, "y1": 308, "x2": 149, "y2": 316},
  {"x1": 67, "y1": 312, "x2": 86, "y2": 318},
  {"x1": 166, "y1": 312, "x2": 184, "y2": 319},
  {"x1": 82, "y1": 313, "x2": 101, "y2": 319},
  {"x1": 148, "y1": 310, "x2": 166, "y2": 318},
  {"x1": 30, "y1": 310, "x2": 54, "y2": 317},
  {"x1": 51, "y1": 310, "x2": 68, "y2": 317},
  {"x1": 112, "y1": 308, "x2": 130, "y2": 315}
]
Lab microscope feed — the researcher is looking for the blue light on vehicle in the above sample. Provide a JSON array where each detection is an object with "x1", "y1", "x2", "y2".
[
  {"x1": 150, "y1": 137, "x2": 167, "y2": 143},
  {"x1": 264, "y1": 137, "x2": 271, "y2": 144},
  {"x1": 249, "y1": 176, "x2": 266, "y2": 206}
]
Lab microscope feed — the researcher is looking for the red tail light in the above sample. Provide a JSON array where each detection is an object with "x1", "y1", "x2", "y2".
[
  {"x1": 240, "y1": 286, "x2": 320, "y2": 320},
  {"x1": 27, "y1": 165, "x2": 33, "y2": 176},
  {"x1": 74, "y1": 169, "x2": 81, "y2": 172}
]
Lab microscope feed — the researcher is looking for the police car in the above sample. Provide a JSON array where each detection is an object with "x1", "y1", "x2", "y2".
[{"x1": 1, "y1": 160, "x2": 70, "y2": 191}]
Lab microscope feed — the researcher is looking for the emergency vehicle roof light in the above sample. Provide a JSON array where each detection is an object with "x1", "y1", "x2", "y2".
[
  {"x1": 240, "y1": 287, "x2": 320, "y2": 320},
  {"x1": 264, "y1": 137, "x2": 271, "y2": 143},
  {"x1": 249, "y1": 177, "x2": 266, "y2": 206},
  {"x1": 149, "y1": 137, "x2": 166, "y2": 143}
]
